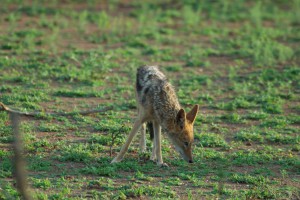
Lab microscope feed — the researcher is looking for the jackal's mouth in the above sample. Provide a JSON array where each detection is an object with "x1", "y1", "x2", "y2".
[
  {"x1": 174, "y1": 144, "x2": 191, "y2": 163},
  {"x1": 179, "y1": 151, "x2": 190, "y2": 162}
]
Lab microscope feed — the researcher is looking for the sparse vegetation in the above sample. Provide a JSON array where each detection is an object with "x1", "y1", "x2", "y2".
[{"x1": 0, "y1": 0, "x2": 299, "y2": 199}]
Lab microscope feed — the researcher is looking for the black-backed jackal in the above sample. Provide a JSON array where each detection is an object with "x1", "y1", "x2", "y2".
[{"x1": 111, "y1": 66, "x2": 199, "y2": 167}]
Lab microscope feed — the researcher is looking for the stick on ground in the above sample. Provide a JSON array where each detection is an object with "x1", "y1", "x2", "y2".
[
  {"x1": 10, "y1": 113, "x2": 32, "y2": 200},
  {"x1": 0, "y1": 102, "x2": 113, "y2": 117}
]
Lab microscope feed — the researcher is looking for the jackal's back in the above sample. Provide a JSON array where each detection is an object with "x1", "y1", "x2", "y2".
[
  {"x1": 136, "y1": 66, "x2": 181, "y2": 124},
  {"x1": 136, "y1": 66, "x2": 166, "y2": 99}
]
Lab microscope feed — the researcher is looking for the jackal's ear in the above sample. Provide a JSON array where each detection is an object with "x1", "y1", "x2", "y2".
[
  {"x1": 186, "y1": 104, "x2": 199, "y2": 124},
  {"x1": 176, "y1": 108, "x2": 186, "y2": 129}
]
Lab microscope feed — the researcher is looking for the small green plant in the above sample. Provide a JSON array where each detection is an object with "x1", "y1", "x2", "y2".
[
  {"x1": 161, "y1": 177, "x2": 183, "y2": 186},
  {"x1": 260, "y1": 117, "x2": 290, "y2": 129},
  {"x1": 0, "y1": 181, "x2": 19, "y2": 199},
  {"x1": 230, "y1": 173, "x2": 270, "y2": 185},
  {"x1": 216, "y1": 97, "x2": 255, "y2": 111},
  {"x1": 265, "y1": 132, "x2": 299, "y2": 144},
  {"x1": 250, "y1": 33, "x2": 294, "y2": 66},
  {"x1": 220, "y1": 113, "x2": 244, "y2": 123},
  {"x1": 135, "y1": 171, "x2": 154, "y2": 181},
  {"x1": 88, "y1": 177, "x2": 115, "y2": 190},
  {"x1": 28, "y1": 155, "x2": 52, "y2": 171},
  {"x1": 195, "y1": 133, "x2": 228, "y2": 148},
  {"x1": 234, "y1": 129, "x2": 264, "y2": 143},
  {"x1": 183, "y1": 49, "x2": 210, "y2": 67},
  {"x1": 32, "y1": 178, "x2": 52, "y2": 190},
  {"x1": 249, "y1": 1, "x2": 262, "y2": 27},
  {"x1": 38, "y1": 122, "x2": 62, "y2": 132},
  {"x1": 246, "y1": 110, "x2": 269, "y2": 120},
  {"x1": 59, "y1": 143, "x2": 94, "y2": 162},
  {"x1": 182, "y1": 5, "x2": 201, "y2": 28}
]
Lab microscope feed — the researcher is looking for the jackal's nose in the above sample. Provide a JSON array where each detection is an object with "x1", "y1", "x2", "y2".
[{"x1": 189, "y1": 160, "x2": 193, "y2": 163}]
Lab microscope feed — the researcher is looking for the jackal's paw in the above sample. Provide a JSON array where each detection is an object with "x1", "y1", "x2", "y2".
[{"x1": 157, "y1": 162, "x2": 169, "y2": 168}]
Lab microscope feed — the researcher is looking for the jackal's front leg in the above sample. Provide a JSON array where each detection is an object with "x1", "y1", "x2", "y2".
[
  {"x1": 153, "y1": 121, "x2": 168, "y2": 167},
  {"x1": 111, "y1": 119, "x2": 142, "y2": 163},
  {"x1": 139, "y1": 123, "x2": 146, "y2": 153}
]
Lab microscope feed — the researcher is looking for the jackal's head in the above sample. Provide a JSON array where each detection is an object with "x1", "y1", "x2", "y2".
[{"x1": 169, "y1": 104, "x2": 199, "y2": 163}]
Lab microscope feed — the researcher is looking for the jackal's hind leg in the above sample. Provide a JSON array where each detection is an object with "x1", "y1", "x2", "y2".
[{"x1": 149, "y1": 121, "x2": 156, "y2": 162}]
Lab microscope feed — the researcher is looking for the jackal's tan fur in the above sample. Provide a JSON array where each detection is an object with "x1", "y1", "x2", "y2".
[{"x1": 111, "y1": 66, "x2": 199, "y2": 166}]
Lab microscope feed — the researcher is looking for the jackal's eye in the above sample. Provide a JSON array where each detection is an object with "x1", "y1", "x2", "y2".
[{"x1": 184, "y1": 142, "x2": 189, "y2": 147}]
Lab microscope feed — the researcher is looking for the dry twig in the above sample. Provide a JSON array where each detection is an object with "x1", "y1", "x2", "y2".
[
  {"x1": 10, "y1": 113, "x2": 32, "y2": 200},
  {"x1": 0, "y1": 102, "x2": 113, "y2": 117}
]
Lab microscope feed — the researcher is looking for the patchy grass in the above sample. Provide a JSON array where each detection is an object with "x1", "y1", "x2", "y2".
[{"x1": 0, "y1": 1, "x2": 299, "y2": 199}]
